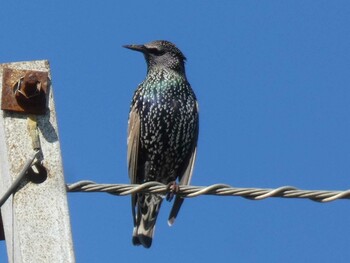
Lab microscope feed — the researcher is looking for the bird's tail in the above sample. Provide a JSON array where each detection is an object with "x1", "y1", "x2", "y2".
[{"x1": 132, "y1": 193, "x2": 163, "y2": 248}]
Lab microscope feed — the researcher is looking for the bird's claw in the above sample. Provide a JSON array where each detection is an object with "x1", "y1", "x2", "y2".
[{"x1": 166, "y1": 181, "x2": 179, "y2": 202}]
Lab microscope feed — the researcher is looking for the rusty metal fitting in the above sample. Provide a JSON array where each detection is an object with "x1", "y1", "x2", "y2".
[
  {"x1": 14, "y1": 71, "x2": 46, "y2": 111},
  {"x1": 1, "y1": 68, "x2": 49, "y2": 114},
  {"x1": 14, "y1": 72, "x2": 42, "y2": 99}
]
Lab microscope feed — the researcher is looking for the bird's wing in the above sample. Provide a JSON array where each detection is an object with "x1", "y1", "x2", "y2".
[
  {"x1": 178, "y1": 101, "x2": 199, "y2": 186},
  {"x1": 168, "y1": 101, "x2": 199, "y2": 226},
  {"x1": 127, "y1": 105, "x2": 141, "y2": 225},
  {"x1": 128, "y1": 105, "x2": 141, "y2": 184}
]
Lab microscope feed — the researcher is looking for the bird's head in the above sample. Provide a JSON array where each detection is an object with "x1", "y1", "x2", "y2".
[{"x1": 123, "y1": 40, "x2": 187, "y2": 74}]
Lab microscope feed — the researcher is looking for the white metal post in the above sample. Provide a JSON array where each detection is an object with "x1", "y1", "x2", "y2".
[{"x1": 0, "y1": 60, "x2": 75, "y2": 263}]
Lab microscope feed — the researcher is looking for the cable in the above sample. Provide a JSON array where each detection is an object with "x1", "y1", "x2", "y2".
[
  {"x1": 0, "y1": 150, "x2": 40, "y2": 207},
  {"x1": 66, "y1": 181, "x2": 350, "y2": 203}
]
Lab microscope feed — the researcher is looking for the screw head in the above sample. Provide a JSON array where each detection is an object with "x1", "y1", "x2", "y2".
[{"x1": 14, "y1": 71, "x2": 46, "y2": 111}]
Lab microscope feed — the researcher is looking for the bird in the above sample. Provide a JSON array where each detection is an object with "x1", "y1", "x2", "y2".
[{"x1": 124, "y1": 40, "x2": 199, "y2": 248}]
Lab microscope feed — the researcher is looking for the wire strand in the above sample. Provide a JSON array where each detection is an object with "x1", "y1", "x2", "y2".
[
  {"x1": 0, "y1": 150, "x2": 40, "y2": 207},
  {"x1": 66, "y1": 181, "x2": 350, "y2": 203}
]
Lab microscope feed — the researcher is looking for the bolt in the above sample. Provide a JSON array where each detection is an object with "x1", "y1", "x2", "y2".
[
  {"x1": 14, "y1": 71, "x2": 47, "y2": 113},
  {"x1": 19, "y1": 72, "x2": 41, "y2": 98}
]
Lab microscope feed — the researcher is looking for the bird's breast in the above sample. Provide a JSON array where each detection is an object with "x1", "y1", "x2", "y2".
[{"x1": 134, "y1": 79, "x2": 197, "y2": 157}]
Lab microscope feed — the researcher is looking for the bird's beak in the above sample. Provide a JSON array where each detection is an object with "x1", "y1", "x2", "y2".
[{"x1": 123, "y1": 44, "x2": 146, "y2": 53}]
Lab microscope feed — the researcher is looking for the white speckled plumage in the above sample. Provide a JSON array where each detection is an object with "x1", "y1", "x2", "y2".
[{"x1": 125, "y1": 40, "x2": 199, "y2": 248}]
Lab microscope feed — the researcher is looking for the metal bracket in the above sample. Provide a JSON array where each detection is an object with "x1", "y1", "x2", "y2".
[
  {"x1": 1, "y1": 69, "x2": 49, "y2": 187},
  {"x1": 1, "y1": 68, "x2": 49, "y2": 114}
]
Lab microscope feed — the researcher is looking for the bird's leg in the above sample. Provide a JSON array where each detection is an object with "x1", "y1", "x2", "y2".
[{"x1": 166, "y1": 181, "x2": 179, "y2": 202}]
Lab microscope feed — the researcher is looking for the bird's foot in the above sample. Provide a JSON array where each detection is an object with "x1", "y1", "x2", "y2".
[{"x1": 166, "y1": 181, "x2": 179, "y2": 202}]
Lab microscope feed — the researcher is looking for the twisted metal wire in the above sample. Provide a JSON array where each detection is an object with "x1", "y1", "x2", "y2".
[
  {"x1": 0, "y1": 150, "x2": 40, "y2": 207},
  {"x1": 66, "y1": 181, "x2": 350, "y2": 203}
]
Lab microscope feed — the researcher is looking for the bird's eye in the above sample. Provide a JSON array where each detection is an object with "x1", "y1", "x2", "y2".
[{"x1": 148, "y1": 48, "x2": 164, "y2": 56}]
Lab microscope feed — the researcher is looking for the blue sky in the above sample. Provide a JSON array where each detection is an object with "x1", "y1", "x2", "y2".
[{"x1": 1, "y1": 1, "x2": 350, "y2": 262}]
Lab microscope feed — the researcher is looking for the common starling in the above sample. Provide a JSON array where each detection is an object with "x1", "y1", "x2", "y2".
[{"x1": 124, "y1": 40, "x2": 199, "y2": 248}]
